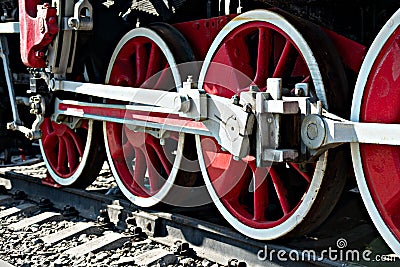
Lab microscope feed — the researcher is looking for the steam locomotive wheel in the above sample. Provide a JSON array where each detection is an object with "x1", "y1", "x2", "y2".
[
  {"x1": 351, "y1": 9, "x2": 400, "y2": 254},
  {"x1": 39, "y1": 119, "x2": 104, "y2": 187},
  {"x1": 104, "y1": 26, "x2": 194, "y2": 207},
  {"x1": 197, "y1": 10, "x2": 349, "y2": 239}
]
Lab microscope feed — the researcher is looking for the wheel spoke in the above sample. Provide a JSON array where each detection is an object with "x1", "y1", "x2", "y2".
[
  {"x1": 57, "y1": 137, "x2": 67, "y2": 173},
  {"x1": 269, "y1": 167, "x2": 290, "y2": 215},
  {"x1": 123, "y1": 142, "x2": 135, "y2": 172},
  {"x1": 301, "y1": 75, "x2": 311, "y2": 83},
  {"x1": 146, "y1": 136, "x2": 172, "y2": 177},
  {"x1": 254, "y1": 28, "x2": 272, "y2": 88},
  {"x1": 42, "y1": 133, "x2": 58, "y2": 168},
  {"x1": 141, "y1": 145, "x2": 163, "y2": 193},
  {"x1": 288, "y1": 163, "x2": 311, "y2": 183},
  {"x1": 248, "y1": 161, "x2": 269, "y2": 221},
  {"x1": 122, "y1": 141, "x2": 135, "y2": 158},
  {"x1": 213, "y1": 158, "x2": 249, "y2": 199},
  {"x1": 112, "y1": 58, "x2": 135, "y2": 86},
  {"x1": 222, "y1": 38, "x2": 253, "y2": 90},
  {"x1": 110, "y1": 143, "x2": 124, "y2": 163},
  {"x1": 79, "y1": 120, "x2": 88, "y2": 130},
  {"x1": 43, "y1": 132, "x2": 57, "y2": 148},
  {"x1": 153, "y1": 62, "x2": 170, "y2": 89},
  {"x1": 135, "y1": 43, "x2": 148, "y2": 86},
  {"x1": 65, "y1": 127, "x2": 84, "y2": 156},
  {"x1": 385, "y1": 194, "x2": 400, "y2": 218},
  {"x1": 42, "y1": 119, "x2": 54, "y2": 136},
  {"x1": 62, "y1": 135, "x2": 78, "y2": 171},
  {"x1": 272, "y1": 40, "x2": 297, "y2": 78},
  {"x1": 146, "y1": 43, "x2": 162, "y2": 81},
  {"x1": 133, "y1": 147, "x2": 147, "y2": 188}
]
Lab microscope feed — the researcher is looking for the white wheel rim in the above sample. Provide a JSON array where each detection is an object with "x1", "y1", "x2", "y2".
[
  {"x1": 351, "y1": 8, "x2": 400, "y2": 255},
  {"x1": 196, "y1": 9, "x2": 329, "y2": 239},
  {"x1": 104, "y1": 28, "x2": 185, "y2": 207}
]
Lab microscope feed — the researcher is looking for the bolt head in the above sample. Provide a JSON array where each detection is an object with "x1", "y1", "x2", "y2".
[
  {"x1": 48, "y1": 17, "x2": 56, "y2": 24},
  {"x1": 231, "y1": 95, "x2": 239, "y2": 105},
  {"x1": 294, "y1": 88, "x2": 304, "y2": 96},
  {"x1": 249, "y1": 85, "x2": 260, "y2": 92},
  {"x1": 301, "y1": 114, "x2": 326, "y2": 150},
  {"x1": 306, "y1": 123, "x2": 318, "y2": 140}
]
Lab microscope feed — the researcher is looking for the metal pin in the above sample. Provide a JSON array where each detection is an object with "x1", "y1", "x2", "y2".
[{"x1": 317, "y1": 101, "x2": 322, "y2": 115}]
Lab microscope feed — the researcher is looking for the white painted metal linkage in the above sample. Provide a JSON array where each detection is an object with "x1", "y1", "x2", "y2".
[
  {"x1": 52, "y1": 77, "x2": 255, "y2": 158},
  {"x1": 0, "y1": 22, "x2": 20, "y2": 34},
  {"x1": 302, "y1": 113, "x2": 400, "y2": 151},
  {"x1": 50, "y1": 79, "x2": 191, "y2": 114},
  {"x1": 54, "y1": 98, "x2": 213, "y2": 137}
]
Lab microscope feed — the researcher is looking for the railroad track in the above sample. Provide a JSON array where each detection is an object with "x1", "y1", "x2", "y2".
[{"x1": 0, "y1": 162, "x2": 397, "y2": 267}]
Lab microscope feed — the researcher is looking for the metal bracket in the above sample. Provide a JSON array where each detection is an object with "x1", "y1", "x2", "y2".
[
  {"x1": 128, "y1": 211, "x2": 160, "y2": 237},
  {"x1": 67, "y1": 0, "x2": 93, "y2": 31},
  {"x1": 255, "y1": 79, "x2": 301, "y2": 167},
  {"x1": 18, "y1": 1, "x2": 58, "y2": 68},
  {"x1": 0, "y1": 35, "x2": 44, "y2": 140},
  {"x1": 179, "y1": 76, "x2": 207, "y2": 121},
  {"x1": 52, "y1": 113, "x2": 82, "y2": 129},
  {"x1": 7, "y1": 95, "x2": 45, "y2": 140},
  {"x1": 47, "y1": 0, "x2": 76, "y2": 76},
  {"x1": 125, "y1": 124, "x2": 170, "y2": 143}
]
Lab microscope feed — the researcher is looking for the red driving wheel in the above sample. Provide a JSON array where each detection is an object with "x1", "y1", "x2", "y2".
[
  {"x1": 197, "y1": 10, "x2": 349, "y2": 239},
  {"x1": 351, "y1": 8, "x2": 400, "y2": 254},
  {"x1": 104, "y1": 25, "x2": 195, "y2": 207}
]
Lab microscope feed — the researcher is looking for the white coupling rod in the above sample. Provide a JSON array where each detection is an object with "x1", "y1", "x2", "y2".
[
  {"x1": 49, "y1": 79, "x2": 192, "y2": 115},
  {"x1": 302, "y1": 113, "x2": 400, "y2": 151},
  {"x1": 50, "y1": 78, "x2": 253, "y2": 158}
]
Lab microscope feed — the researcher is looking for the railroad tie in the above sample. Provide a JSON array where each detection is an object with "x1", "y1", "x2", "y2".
[
  {"x1": 0, "y1": 203, "x2": 38, "y2": 219},
  {"x1": 133, "y1": 248, "x2": 177, "y2": 266},
  {"x1": 40, "y1": 222, "x2": 104, "y2": 245},
  {"x1": 63, "y1": 232, "x2": 131, "y2": 256},
  {"x1": 0, "y1": 195, "x2": 13, "y2": 205},
  {"x1": 7, "y1": 212, "x2": 63, "y2": 231}
]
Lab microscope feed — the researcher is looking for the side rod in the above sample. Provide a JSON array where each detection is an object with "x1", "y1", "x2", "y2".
[
  {"x1": 302, "y1": 113, "x2": 400, "y2": 151},
  {"x1": 50, "y1": 79, "x2": 191, "y2": 114}
]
